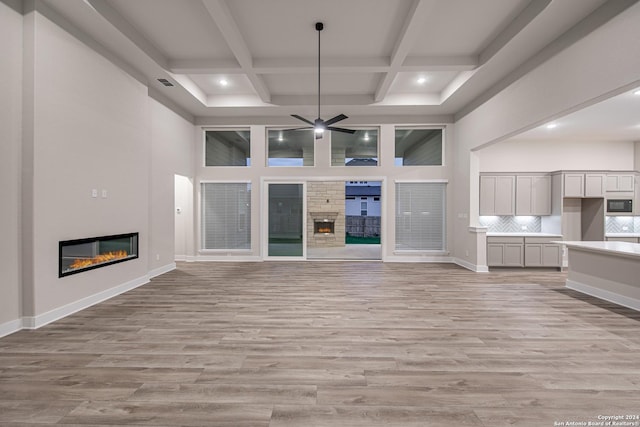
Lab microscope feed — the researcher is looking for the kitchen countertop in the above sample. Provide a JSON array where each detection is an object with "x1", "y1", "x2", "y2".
[
  {"x1": 606, "y1": 233, "x2": 640, "y2": 237},
  {"x1": 487, "y1": 232, "x2": 563, "y2": 237},
  {"x1": 557, "y1": 240, "x2": 640, "y2": 259}
]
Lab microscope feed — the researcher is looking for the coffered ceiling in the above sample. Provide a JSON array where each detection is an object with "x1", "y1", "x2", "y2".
[{"x1": 39, "y1": 0, "x2": 635, "y2": 129}]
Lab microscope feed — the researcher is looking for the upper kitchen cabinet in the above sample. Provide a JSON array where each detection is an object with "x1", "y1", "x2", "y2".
[
  {"x1": 480, "y1": 175, "x2": 515, "y2": 216},
  {"x1": 516, "y1": 175, "x2": 551, "y2": 215},
  {"x1": 563, "y1": 173, "x2": 605, "y2": 198},
  {"x1": 606, "y1": 174, "x2": 635, "y2": 192}
]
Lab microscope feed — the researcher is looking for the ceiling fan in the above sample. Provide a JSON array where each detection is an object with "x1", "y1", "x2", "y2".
[{"x1": 290, "y1": 22, "x2": 355, "y2": 139}]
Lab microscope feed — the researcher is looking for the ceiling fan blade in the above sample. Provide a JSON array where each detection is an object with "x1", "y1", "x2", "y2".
[
  {"x1": 323, "y1": 114, "x2": 348, "y2": 126},
  {"x1": 291, "y1": 114, "x2": 315, "y2": 126},
  {"x1": 327, "y1": 126, "x2": 356, "y2": 134}
]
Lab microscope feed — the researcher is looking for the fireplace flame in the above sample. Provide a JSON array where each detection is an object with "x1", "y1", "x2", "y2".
[
  {"x1": 316, "y1": 226, "x2": 333, "y2": 233},
  {"x1": 70, "y1": 250, "x2": 128, "y2": 269}
]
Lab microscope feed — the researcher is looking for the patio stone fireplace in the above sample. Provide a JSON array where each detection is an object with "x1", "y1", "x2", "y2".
[
  {"x1": 307, "y1": 181, "x2": 345, "y2": 248},
  {"x1": 314, "y1": 220, "x2": 335, "y2": 234}
]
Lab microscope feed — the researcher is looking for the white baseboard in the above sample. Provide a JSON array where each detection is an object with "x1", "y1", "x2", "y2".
[
  {"x1": 149, "y1": 263, "x2": 176, "y2": 279},
  {"x1": 22, "y1": 274, "x2": 150, "y2": 330},
  {"x1": 566, "y1": 279, "x2": 640, "y2": 312},
  {"x1": 386, "y1": 255, "x2": 454, "y2": 263},
  {"x1": 453, "y1": 258, "x2": 489, "y2": 272},
  {"x1": 0, "y1": 318, "x2": 23, "y2": 339},
  {"x1": 195, "y1": 255, "x2": 262, "y2": 262}
]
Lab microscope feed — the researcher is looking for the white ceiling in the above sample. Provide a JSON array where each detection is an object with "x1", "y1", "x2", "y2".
[
  {"x1": 505, "y1": 87, "x2": 640, "y2": 142},
  {"x1": 39, "y1": 0, "x2": 639, "y2": 140}
]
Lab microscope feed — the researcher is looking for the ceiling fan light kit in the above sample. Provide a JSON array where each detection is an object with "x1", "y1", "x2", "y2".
[{"x1": 290, "y1": 22, "x2": 355, "y2": 139}]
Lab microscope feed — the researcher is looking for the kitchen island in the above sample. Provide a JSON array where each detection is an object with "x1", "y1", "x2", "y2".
[{"x1": 559, "y1": 241, "x2": 640, "y2": 311}]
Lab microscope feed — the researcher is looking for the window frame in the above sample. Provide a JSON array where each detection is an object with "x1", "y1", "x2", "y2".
[
  {"x1": 203, "y1": 127, "x2": 252, "y2": 167},
  {"x1": 394, "y1": 180, "x2": 447, "y2": 253},
  {"x1": 266, "y1": 127, "x2": 316, "y2": 167},
  {"x1": 330, "y1": 127, "x2": 380, "y2": 167},
  {"x1": 394, "y1": 126, "x2": 445, "y2": 167},
  {"x1": 200, "y1": 181, "x2": 252, "y2": 252}
]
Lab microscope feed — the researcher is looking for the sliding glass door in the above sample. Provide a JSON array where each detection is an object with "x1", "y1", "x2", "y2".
[{"x1": 267, "y1": 183, "x2": 305, "y2": 258}]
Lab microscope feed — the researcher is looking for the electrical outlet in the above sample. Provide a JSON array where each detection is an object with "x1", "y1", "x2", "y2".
[
  {"x1": 521, "y1": 225, "x2": 528, "y2": 230},
  {"x1": 101, "y1": 189, "x2": 108, "y2": 198},
  {"x1": 91, "y1": 189, "x2": 98, "y2": 198}
]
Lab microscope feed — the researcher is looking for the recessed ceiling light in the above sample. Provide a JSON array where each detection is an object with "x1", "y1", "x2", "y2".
[
  {"x1": 546, "y1": 123, "x2": 557, "y2": 129},
  {"x1": 634, "y1": 89, "x2": 640, "y2": 95},
  {"x1": 219, "y1": 79, "x2": 229, "y2": 87},
  {"x1": 417, "y1": 76, "x2": 427, "y2": 84}
]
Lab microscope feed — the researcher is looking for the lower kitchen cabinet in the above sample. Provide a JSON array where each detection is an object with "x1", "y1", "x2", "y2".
[
  {"x1": 524, "y1": 244, "x2": 562, "y2": 266},
  {"x1": 487, "y1": 237, "x2": 524, "y2": 267},
  {"x1": 487, "y1": 236, "x2": 562, "y2": 268}
]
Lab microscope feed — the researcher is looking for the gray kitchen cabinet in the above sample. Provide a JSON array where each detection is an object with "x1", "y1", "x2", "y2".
[
  {"x1": 606, "y1": 174, "x2": 635, "y2": 192},
  {"x1": 516, "y1": 175, "x2": 551, "y2": 215},
  {"x1": 487, "y1": 236, "x2": 524, "y2": 267},
  {"x1": 563, "y1": 173, "x2": 605, "y2": 198},
  {"x1": 523, "y1": 237, "x2": 562, "y2": 267},
  {"x1": 564, "y1": 173, "x2": 584, "y2": 197},
  {"x1": 480, "y1": 175, "x2": 515, "y2": 216},
  {"x1": 585, "y1": 173, "x2": 606, "y2": 197}
]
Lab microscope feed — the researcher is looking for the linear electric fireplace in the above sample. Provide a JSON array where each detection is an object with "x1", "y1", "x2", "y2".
[{"x1": 59, "y1": 232, "x2": 138, "y2": 277}]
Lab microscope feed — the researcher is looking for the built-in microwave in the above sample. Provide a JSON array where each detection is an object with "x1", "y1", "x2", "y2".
[{"x1": 606, "y1": 199, "x2": 633, "y2": 213}]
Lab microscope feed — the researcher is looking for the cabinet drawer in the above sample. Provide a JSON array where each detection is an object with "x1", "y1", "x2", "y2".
[
  {"x1": 487, "y1": 236, "x2": 524, "y2": 244},
  {"x1": 524, "y1": 237, "x2": 560, "y2": 244}
]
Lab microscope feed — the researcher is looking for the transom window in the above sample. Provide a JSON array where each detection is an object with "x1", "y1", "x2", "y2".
[
  {"x1": 395, "y1": 128, "x2": 443, "y2": 166},
  {"x1": 267, "y1": 129, "x2": 314, "y2": 166},
  {"x1": 331, "y1": 129, "x2": 379, "y2": 166},
  {"x1": 204, "y1": 129, "x2": 250, "y2": 166}
]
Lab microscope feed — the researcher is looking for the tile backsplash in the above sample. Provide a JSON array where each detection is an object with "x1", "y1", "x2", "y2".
[
  {"x1": 605, "y1": 216, "x2": 640, "y2": 233},
  {"x1": 479, "y1": 216, "x2": 542, "y2": 233}
]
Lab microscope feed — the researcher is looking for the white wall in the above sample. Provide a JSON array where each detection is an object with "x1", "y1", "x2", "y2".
[
  {"x1": 0, "y1": 0, "x2": 23, "y2": 333},
  {"x1": 149, "y1": 98, "x2": 195, "y2": 272},
  {"x1": 22, "y1": 11, "x2": 151, "y2": 319},
  {"x1": 454, "y1": 2, "x2": 640, "y2": 270},
  {"x1": 195, "y1": 123, "x2": 453, "y2": 261},
  {"x1": 8, "y1": 8, "x2": 195, "y2": 328},
  {"x1": 478, "y1": 139, "x2": 636, "y2": 172}
]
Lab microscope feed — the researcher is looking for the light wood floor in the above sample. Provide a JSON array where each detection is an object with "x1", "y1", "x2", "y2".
[{"x1": 1, "y1": 262, "x2": 639, "y2": 426}]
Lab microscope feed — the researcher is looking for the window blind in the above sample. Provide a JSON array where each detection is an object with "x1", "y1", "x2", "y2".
[
  {"x1": 395, "y1": 182, "x2": 446, "y2": 251},
  {"x1": 202, "y1": 183, "x2": 251, "y2": 250}
]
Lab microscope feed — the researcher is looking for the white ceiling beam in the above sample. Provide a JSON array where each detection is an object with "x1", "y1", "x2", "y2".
[
  {"x1": 85, "y1": 0, "x2": 169, "y2": 69},
  {"x1": 169, "y1": 59, "x2": 242, "y2": 74},
  {"x1": 271, "y1": 94, "x2": 375, "y2": 107},
  {"x1": 253, "y1": 57, "x2": 390, "y2": 74},
  {"x1": 171, "y1": 55, "x2": 476, "y2": 75},
  {"x1": 374, "y1": 0, "x2": 438, "y2": 103},
  {"x1": 201, "y1": 0, "x2": 271, "y2": 103},
  {"x1": 402, "y1": 56, "x2": 478, "y2": 71},
  {"x1": 479, "y1": 0, "x2": 552, "y2": 65}
]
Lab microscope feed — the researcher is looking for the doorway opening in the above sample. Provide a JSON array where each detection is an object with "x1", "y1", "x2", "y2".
[
  {"x1": 307, "y1": 180, "x2": 381, "y2": 260},
  {"x1": 174, "y1": 175, "x2": 193, "y2": 261}
]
